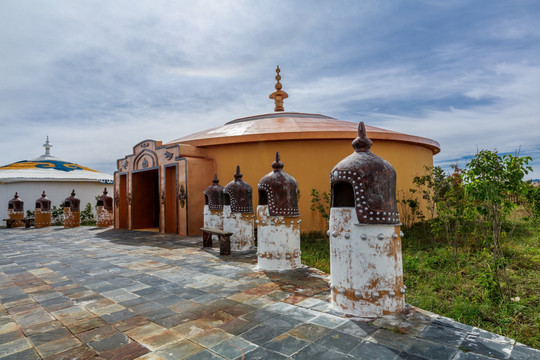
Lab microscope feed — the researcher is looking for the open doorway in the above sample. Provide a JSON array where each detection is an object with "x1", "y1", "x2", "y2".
[{"x1": 131, "y1": 168, "x2": 160, "y2": 231}]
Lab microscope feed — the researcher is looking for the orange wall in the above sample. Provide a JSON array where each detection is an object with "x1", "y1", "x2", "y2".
[{"x1": 203, "y1": 139, "x2": 434, "y2": 233}]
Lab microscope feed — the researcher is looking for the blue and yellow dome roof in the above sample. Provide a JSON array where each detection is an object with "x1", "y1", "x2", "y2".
[{"x1": 0, "y1": 138, "x2": 113, "y2": 184}]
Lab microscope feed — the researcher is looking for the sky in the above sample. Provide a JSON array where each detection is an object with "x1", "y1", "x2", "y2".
[{"x1": 1, "y1": 0, "x2": 539, "y2": 179}]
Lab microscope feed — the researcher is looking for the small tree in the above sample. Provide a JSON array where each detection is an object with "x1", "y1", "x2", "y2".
[
  {"x1": 81, "y1": 202, "x2": 95, "y2": 225},
  {"x1": 52, "y1": 202, "x2": 64, "y2": 225},
  {"x1": 310, "y1": 188, "x2": 330, "y2": 231},
  {"x1": 464, "y1": 150, "x2": 532, "y2": 301},
  {"x1": 412, "y1": 166, "x2": 450, "y2": 221}
]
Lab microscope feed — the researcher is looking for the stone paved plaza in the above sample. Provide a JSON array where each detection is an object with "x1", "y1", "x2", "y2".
[{"x1": 0, "y1": 227, "x2": 538, "y2": 360}]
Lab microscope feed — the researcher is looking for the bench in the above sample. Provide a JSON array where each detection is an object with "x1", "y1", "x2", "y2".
[
  {"x1": 200, "y1": 227, "x2": 233, "y2": 256},
  {"x1": 3, "y1": 218, "x2": 34, "y2": 228}
]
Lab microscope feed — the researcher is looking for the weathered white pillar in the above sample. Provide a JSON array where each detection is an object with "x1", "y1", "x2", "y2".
[
  {"x1": 223, "y1": 166, "x2": 255, "y2": 251},
  {"x1": 203, "y1": 174, "x2": 224, "y2": 231},
  {"x1": 256, "y1": 152, "x2": 302, "y2": 271},
  {"x1": 34, "y1": 191, "x2": 52, "y2": 228},
  {"x1": 329, "y1": 122, "x2": 405, "y2": 318},
  {"x1": 7, "y1": 193, "x2": 25, "y2": 228},
  {"x1": 96, "y1": 188, "x2": 113, "y2": 228}
]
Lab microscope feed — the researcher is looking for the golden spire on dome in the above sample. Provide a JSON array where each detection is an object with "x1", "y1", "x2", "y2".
[{"x1": 269, "y1": 65, "x2": 288, "y2": 112}]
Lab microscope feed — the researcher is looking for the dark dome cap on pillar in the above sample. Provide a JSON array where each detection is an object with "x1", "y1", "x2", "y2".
[
  {"x1": 35, "y1": 191, "x2": 51, "y2": 211},
  {"x1": 65, "y1": 189, "x2": 80, "y2": 211},
  {"x1": 8, "y1": 192, "x2": 24, "y2": 211},
  {"x1": 258, "y1": 152, "x2": 299, "y2": 217},
  {"x1": 98, "y1": 188, "x2": 113, "y2": 210},
  {"x1": 204, "y1": 173, "x2": 224, "y2": 210},
  {"x1": 330, "y1": 122, "x2": 400, "y2": 224},
  {"x1": 224, "y1": 166, "x2": 254, "y2": 213}
]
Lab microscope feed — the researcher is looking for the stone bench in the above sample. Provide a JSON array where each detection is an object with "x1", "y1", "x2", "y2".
[
  {"x1": 200, "y1": 227, "x2": 233, "y2": 256},
  {"x1": 3, "y1": 218, "x2": 34, "y2": 228}
]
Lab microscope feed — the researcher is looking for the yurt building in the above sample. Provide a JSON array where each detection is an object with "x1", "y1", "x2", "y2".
[
  {"x1": 114, "y1": 68, "x2": 439, "y2": 235},
  {"x1": 0, "y1": 138, "x2": 114, "y2": 221}
]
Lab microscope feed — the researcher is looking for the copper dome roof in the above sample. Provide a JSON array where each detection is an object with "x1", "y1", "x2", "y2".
[{"x1": 166, "y1": 112, "x2": 440, "y2": 154}]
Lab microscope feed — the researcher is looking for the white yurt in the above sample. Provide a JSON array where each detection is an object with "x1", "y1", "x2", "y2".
[{"x1": 0, "y1": 138, "x2": 113, "y2": 221}]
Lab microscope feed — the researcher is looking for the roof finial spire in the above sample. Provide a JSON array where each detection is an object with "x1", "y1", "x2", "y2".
[
  {"x1": 43, "y1": 136, "x2": 52, "y2": 156},
  {"x1": 269, "y1": 65, "x2": 288, "y2": 112}
]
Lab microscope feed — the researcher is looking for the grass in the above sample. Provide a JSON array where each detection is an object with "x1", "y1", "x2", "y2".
[{"x1": 300, "y1": 216, "x2": 540, "y2": 349}]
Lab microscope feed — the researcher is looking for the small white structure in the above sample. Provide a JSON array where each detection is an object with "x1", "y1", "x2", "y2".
[
  {"x1": 203, "y1": 174, "x2": 224, "y2": 232},
  {"x1": 223, "y1": 166, "x2": 255, "y2": 251},
  {"x1": 0, "y1": 138, "x2": 113, "y2": 221},
  {"x1": 329, "y1": 122, "x2": 405, "y2": 318},
  {"x1": 256, "y1": 152, "x2": 302, "y2": 271}
]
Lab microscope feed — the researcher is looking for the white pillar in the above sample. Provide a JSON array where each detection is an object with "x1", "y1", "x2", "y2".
[
  {"x1": 256, "y1": 205, "x2": 302, "y2": 271},
  {"x1": 223, "y1": 205, "x2": 255, "y2": 251},
  {"x1": 329, "y1": 207, "x2": 405, "y2": 317}
]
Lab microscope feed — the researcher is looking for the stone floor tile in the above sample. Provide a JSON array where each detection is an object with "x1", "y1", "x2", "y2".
[
  {"x1": 99, "y1": 341, "x2": 150, "y2": 360},
  {"x1": 453, "y1": 350, "x2": 494, "y2": 360},
  {"x1": 369, "y1": 329, "x2": 416, "y2": 352},
  {"x1": 139, "y1": 329, "x2": 184, "y2": 351},
  {"x1": 261, "y1": 314, "x2": 303, "y2": 333},
  {"x1": 0, "y1": 323, "x2": 18, "y2": 335},
  {"x1": 316, "y1": 329, "x2": 363, "y2": 354},
  {"x1": 90, "y1": 303, "x2": 126, "y2": 316},
  {"x1": 509, "y1": 343, "x2": 540, "y2": 360},
  {"x1": 217, "y1": 318, "x2": 256, "y2": 336},
  {"x1": 307, "y1": 312, "x2": 348, "y2": 329},
  {"x1": 156, "y1": 339, "x2": 204, "y2": 360},
  {"x1": 348, "y1": 340, "x2": 400, "y2": 360},
  {"x1": 171, "y1": 319, "x2": 216, "y2": 338},
  {"x1": 134, "y1": 352, "x2": 168, "y2": 360},
  {"x1": 113, "y1": 315, "x2": 152, "y2": 332},
  {"x1": 402, "y1": 338, "x2": 458, "y2": 360},
  {"x1": 262, "y1": 333, "x2": 309, "y2": 356},
  {"x1": 210, "y1": 335, "x2": 257, "y2": 359},
  {"x1": 41, "y1": 344, "x2": 98, "y2": 360},
  {"x1": 0, "y1": 329, "x2": 24, "y2": 344},
  {"x1": 241, "y1": 309, "x2": 276, "y2": 323},
  {"x1": 141, "y1": 307, "x2": 177, "y2": 322},
  {"x1": 65, "y1": 316, "x2": 107, "y2": 334},
  {"x1": 154, "y1": 294, "x2": 185, "y2": 307},
  {"x1": 0, "y1": 337, "x2": 32, "y2": 358},
  {"x1": 34, "y1": 336, "x2": 82, "y2": 358},
  {"x1": 190, "y1": 328, "x2": 234, "y2": 348},
  {"x1": 335, "y1": 321, "x2": 377, "y2": 338},
  {"x1": 18, "y1": 320, "x2": 64, "y2": 336},
  {"x1": 88, "y1": 332, "x2": 130, "y2": 353},
  {"x1": 101, "y1": 309, "x2": 137, "y2": 324},
  {"x1": 461, "y1": 333, "x2": 514, "y2": 359},
  {"x1": 125, "y1": 323, "x2": 166, "y2": 342},
  {"x1": 291, "y1": 343, "x2": 353, "y2": 359},
  {"x1": 185, "y1": 349, "x2": 225, "y2": 359},
  {"x1": 28, "y1": 327, "x2": 72, "y2": 347},
  {"x1": 0, "y1": 348, "x2": 41, "y2": 360},
  {"x1": 243, "y1": 346, "x2": 289, "y2": 360},
  {"x1": 239, "y1": 324, "x2": 281, "y2": 346},
  {"x1": 419, "y1": 321, "x2": 468, "y2": 346},
  {"x1": 222, "y1": 303, "x2": 256, "y2": 317},
  {"x1": 76, "y1": 324, "x2": 118, "y2": 343}
]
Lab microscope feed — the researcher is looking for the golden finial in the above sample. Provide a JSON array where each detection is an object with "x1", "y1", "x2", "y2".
[{"x1": 269, "y1": 65, "x2": 288, "y2": 111}]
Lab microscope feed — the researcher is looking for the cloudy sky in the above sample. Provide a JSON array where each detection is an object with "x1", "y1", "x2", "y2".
[{"x1": 1, "y1": 0, "x2": 539, "y2": 179}]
